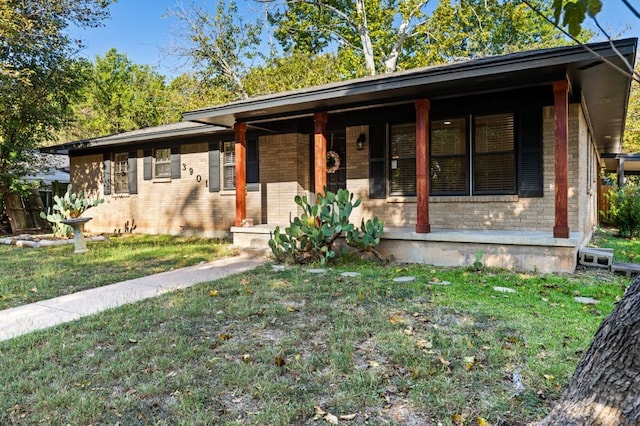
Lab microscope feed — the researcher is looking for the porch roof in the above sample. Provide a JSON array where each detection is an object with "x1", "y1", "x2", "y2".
[
  {"x1": 184, "y1": 39, "x2": 637, "y2": 154},
  {"x1": 601, "y1": 152, "x2": 640, "y2": 175}
]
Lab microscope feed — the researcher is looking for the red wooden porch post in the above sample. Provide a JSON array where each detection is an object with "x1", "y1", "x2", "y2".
[
  {"x1": 553, "y1": 80, "x2": 570, "y2": 238},
  {"x1": 415, "y1": 99, "x2": 431, "y2": 233},
  {"x1": 314, "y1": 112, "x2": 328, "y2": 199},
  {"x1": 234, "y1": 122, "x2": 247, "y2": 227}
]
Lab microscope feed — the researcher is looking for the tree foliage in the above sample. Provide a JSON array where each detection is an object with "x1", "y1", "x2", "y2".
[
  {"x1": 168, "y1": 0, "x2": 263, "y2": 100},
  {"x1": 0, "y1": 0, "x2": 113, "y2": 200},
  {"x1": 62, "y1": 49, "x2": 179, "y2": 140},
  {"x1": 624, "y1": 65, "x2": 640, "y2": 153},
  {"x1": 265, "y1": 0, "x2": 568, "y2": 75}
]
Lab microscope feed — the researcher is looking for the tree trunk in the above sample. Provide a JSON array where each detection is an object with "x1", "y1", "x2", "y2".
[{"x1": 537, "y1": 275, "x2": 640, "y2": 425}]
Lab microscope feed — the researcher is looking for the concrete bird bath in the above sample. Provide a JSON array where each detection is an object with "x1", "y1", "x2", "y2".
[{"x1": 61, "y1": 217, "x2": 92, "y2": 253}]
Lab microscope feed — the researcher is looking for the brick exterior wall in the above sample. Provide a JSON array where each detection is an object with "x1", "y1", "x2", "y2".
[
  {"x1": 71, "y1": 143, "x2": 261, "y2": 238},
  {"x1": 259, "y1": 133, "x2": 311, "y2": 226},
  {"x1": 72, "y1": 103, "x2": 596, "y2": 239}
]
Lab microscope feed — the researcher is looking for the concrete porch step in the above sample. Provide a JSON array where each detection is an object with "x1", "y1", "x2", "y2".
[
  {"x1": 579, "y1": 247, "x2": 614, "y2": 268},
  {"x1": 611, "y1": 262, "x2": 640, "y2": 277}
]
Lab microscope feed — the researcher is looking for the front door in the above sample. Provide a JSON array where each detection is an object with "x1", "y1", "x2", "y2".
[{"x1": 326, "y1": 130, "x2": 346, "y2": 194}]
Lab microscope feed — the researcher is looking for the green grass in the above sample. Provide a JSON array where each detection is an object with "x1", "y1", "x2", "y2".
[
  {"x1": 0, "y1": 234, "x2": 234, "y2": 310},
  {"x1": 590, "y1": 226, "x2": 640, "y2": 263},
  {"x1": 0, "y1": 259, "x2": 631, "y2": 425}
]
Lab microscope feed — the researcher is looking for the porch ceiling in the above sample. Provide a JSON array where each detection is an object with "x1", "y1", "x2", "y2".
[
  {"x1": 602, "y1": 153, "x2": 640, "y2": 175},
  {"x1": 184, "y1": 39, "x2": 637, "y2": 154}
]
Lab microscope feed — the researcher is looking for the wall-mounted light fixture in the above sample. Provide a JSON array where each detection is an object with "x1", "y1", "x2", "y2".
[{"x1": 356, "y1": 133, "x2": 366, "y2": 150}]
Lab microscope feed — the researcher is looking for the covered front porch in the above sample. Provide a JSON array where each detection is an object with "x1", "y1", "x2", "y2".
[{"x1": 231, "y1": 225, "x2": 584, "y2": 273}]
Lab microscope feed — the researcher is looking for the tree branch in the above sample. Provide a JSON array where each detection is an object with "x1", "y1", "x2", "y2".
[{"x1": 521, "y1": 0, "x2": 640, "y2": 83}]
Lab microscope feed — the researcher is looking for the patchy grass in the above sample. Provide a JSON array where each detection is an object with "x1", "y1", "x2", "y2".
[
  {"x1": 590, "y1": 226, "x2": 640, "y2": 263},
  {"x1": 0, "y1": 235, "x2": 234, "y2": 310},
  {"x1": 0, "y1": 261, "x2": 629, "y2": 425}
]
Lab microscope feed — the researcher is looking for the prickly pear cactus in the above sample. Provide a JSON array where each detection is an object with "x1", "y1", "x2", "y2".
[
  {"x1": 40, "y1": 184, "x2": 104, "y2": 237},
  {"x1": 269, "y1": 188, "x2": 384, "y2": 264}
]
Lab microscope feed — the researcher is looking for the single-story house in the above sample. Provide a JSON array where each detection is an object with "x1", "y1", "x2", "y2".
[{"x1": 44, "y1": 38, "x2": 637, "y2": 273}]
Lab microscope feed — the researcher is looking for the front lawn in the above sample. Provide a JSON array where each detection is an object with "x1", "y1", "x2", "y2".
[
  {"x1": 0, "y1": 260, "x2": 630, "y2": 425},
  {"x1": 0, "y1": 235, "x2": 234, "y2": 310}
]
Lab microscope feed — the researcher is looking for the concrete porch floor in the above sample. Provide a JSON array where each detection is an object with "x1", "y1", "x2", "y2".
[{"x1": 231, "y1": 225, "x2": 586, "y2": 273}]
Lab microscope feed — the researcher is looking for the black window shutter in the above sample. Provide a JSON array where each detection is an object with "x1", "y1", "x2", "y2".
[
  {"x1": 369, "y1": 124, "x2": 386, "y2": 198},
  {"x1": 103, "y1": 154, "x2": 111, "y2": 195},
  {"x1": 128, "y1": 151, "x2": 138, "y2": 194},
  {"x1": 209, "y1": 143, "x2": 220, "y2": 193},
  {"x1": 246, "y1": 138, "x2": 259, "y2": 192},
  {"x1": 517, "y1": 108, "x2": 543, "y2": 197},
  {"x1": 171, "y1": 146, "x2": 181, "y2": 179},
  {"x1": 143, "y1": 149, "x2": 152, "y2": 180}
]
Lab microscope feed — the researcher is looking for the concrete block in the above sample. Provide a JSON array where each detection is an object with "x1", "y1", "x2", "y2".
[{"x1": 579, "y1": 247, "x2": 614, "y2": 268}]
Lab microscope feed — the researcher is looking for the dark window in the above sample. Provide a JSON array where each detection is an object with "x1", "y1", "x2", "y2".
[
  {"x1": 369, "y1": 124, "x2": 386, "y2": 199},
  {"x1": 473, "y1": 113, "x2": 515, "y2": 194},
  {"x1": 389, "y1": 123, "x2": 416, "y2": 196},
  {"x1": 431, "y1": 117, "x2": 468, "y2": 195},
  {"x1": 113, "y1": 152, "x2": 129, "y2": 194},
  {"x1": 517, "y1": 108, "x2": 543, "y2": 197},
  {"x1": 247, "y1": 139, "x2": 259, "y2": 192}
]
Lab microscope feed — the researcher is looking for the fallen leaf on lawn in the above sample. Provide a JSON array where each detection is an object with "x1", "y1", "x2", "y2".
[
  {"x1": 431, "y1": 277, "x2": 441, "y2": 283},
  {"x1": 416, "y1": 339, "x2": 433, "y2": 350},
  {"x1": 274, "y1": 356, "x2": 286, "y2": 367},
  {"x1": 209, "y1": 290, "x2": 219, "y2": 297},
  {"x1": 476, "y1": 416, "x2": 490, "y2": 426},
  {"x1": 451, "y1": 413, "x2": 464, "y2": 425},
  {"x1": 128, "y1": 338, "x2": 137, "y2": 344},
  {"x1": 463, "y1": 356, "x2": 476, "y2": 371},
  {"x1": 219, "y1": 333, "x2": 232, "y2": 340},
  {"x1": 543, "y1": 374, "x2": 555, "y2": 381},
  {"x1": 30, "y1": 287, "x2": 38, "y2": 293},
  {"x1": 389, "y1": 315, "x2": 402, "y2": 324},
  {"x1": 295, "y1": 353, "x2": 302, "y2": 361},
  {"x1": 324, "y1": 413, "x2": 339, "y2": 424},
  {"x1": 314, "y1": 406, "x2": 326, "y2": 419},
  {"x1": 340, "y1": 413, "x2": 357, "y2": 420},
  {"x1": 403, "y1": 327, "x2": 414, "y2": 335},
  {"x1": 438, "y1": 355, "x2": 451, "y2": 367},
  {"x1": 286, "y1": 306, "x2": 299, "y2": 312},
  {"x1": 241, "y1": 354, "x2": 251, "y2": 363}
]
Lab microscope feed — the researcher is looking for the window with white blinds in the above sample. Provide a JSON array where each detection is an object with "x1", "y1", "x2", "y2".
[
  {"x1": 223, "y1": 141, "x2": 235, "y2": 190},
  {"x1": 154, "y1": 147, "x2": 171, "y2": 178}
]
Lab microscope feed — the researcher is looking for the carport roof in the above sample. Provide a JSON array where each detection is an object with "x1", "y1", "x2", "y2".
[{"x1": 184, "y1": 38, "x2": 637, "y2": 153}]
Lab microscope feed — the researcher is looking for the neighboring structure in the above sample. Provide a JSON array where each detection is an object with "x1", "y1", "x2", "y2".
[{"x1": 44, "y1": 39, "x2": 637, "y2": 272}]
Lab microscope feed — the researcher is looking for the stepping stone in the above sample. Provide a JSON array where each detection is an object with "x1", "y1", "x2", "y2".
[
  {"x1": 272, "y1": 265, "x2": 288, "y2": 271},
  {"x1": 429, "y1": 280, "x2": 451, "y2": 285},
  {"x1": 574, "y1": 296, "x2": 600, "y2": 305},
  {"x1": 341, "y1": 272, "x2": 361, "y2": 277},
  {"x1": 393, "y1": 276, "x2": 415, "y2": 283},
  {"x1": 493, "y1": 286, "x2": 516, "y2": 293},
  {"x1": 307, "y1": 268, "x2": 327, "y2": 274}
]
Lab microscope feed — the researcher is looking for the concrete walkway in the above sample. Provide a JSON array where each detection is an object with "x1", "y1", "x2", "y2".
[{"x1": 0, "y1": 254, "x2": 267, "y2": 342}]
